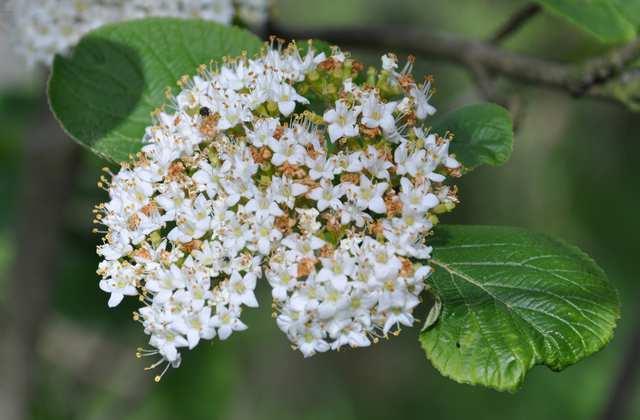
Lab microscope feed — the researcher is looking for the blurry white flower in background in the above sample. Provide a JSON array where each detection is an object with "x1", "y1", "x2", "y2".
[{"x1": 7, "y1": 0, "x2": 271, "y2": 69}]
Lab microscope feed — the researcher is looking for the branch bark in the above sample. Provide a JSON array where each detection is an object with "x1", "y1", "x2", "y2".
[
  {"x1": 490, "y1": 3, "x2": 542, "y2": 44},
  {"x1": 270, "y1": 23, "x2": 640, "y2": 103},
  {"x1": 480, "y1": 2, "x2": 541, "y2": 122},
  {"x1": 0, "y1": 90, "x2": 81, "y2": 420}
]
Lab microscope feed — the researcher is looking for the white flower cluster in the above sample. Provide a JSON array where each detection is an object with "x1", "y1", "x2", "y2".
[
  {"x1": 8, "y1": 0, "x2": 269, "y2": 68},
  {"x1": 95, "y1": 42, "x2": 462, "y2": 379}
]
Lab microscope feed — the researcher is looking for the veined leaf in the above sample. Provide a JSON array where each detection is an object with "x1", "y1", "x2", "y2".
[
  {"x1": 612, "y1": 0, "x2": 640, "y2": 27},
  {"x1": 432, "y1": 103, "x2": 513, "y2": 172},
  {"x1": 48, "y1": 18, "x2": 263, "y2": 163},
  {"x1": 420, "y1": 225, "x2": 619, "y2": 392},
  {"x1": 537, "y1": 0, "x2": 637, "y2": 43}
]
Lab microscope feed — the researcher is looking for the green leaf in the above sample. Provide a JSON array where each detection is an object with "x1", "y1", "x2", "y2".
[
  {"x1": 48, "y1": 18, "x2": 263, "y2": 163},
  {"x1": 297, "y1": 39, "x2": 333, "y2": 56},
  {"x1": 432, "y1": 103, "x2": 513, "y2": 172},
  {"x1": 612, "y1": 0, "x2": 640, "y2": 27},
  {"x1": 537, "y1": 0, "x2": 637, "y2": 43},
  {"x1": 420, "y1": 225, "x2": 619, "y2": 392}
]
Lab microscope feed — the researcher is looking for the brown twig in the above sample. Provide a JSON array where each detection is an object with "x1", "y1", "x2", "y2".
[
  {"x1": 481, "y1": 3, "x2": 541, "y2": 124},
  {"x1": 270, "y1": 24, "x2": 640, "y2": 104},
  {"x1": 574, "y1": 40, "x2": 640, "y2": 96},
  {"x1": 490, "y1": 3, "x2": 542, "y2": 44}
]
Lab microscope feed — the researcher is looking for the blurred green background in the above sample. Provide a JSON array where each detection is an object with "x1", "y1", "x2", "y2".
[{"x1": 1, "y1": 1, "x2": 638, "y2": 419}]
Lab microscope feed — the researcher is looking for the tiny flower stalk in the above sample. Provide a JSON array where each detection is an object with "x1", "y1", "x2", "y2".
[{"x1": 94, "y1": 41, "x2": 461, "y2": 379}]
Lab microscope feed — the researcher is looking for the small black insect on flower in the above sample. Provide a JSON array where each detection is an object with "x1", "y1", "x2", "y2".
[{"x1": 199, "y1": 106, "x2": 211, "y2": 117}]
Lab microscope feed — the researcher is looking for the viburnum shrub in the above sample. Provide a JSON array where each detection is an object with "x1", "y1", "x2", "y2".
[{"x1": 47, "y1": 19, "x2": 619, "y2": 392}]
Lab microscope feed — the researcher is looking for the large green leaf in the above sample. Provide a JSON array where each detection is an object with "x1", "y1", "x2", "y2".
[
  {"x1": 48, "y1": 18, "x2": 263, "y2": 163},
  {"x1": 537, "y1": 0, "x2": 637, "y2": 43},
  {"x1": 433, "y1": 103, "x2": 513, "y2": 172},
  {"x1": 420, "y1": 225, "x2": 619, "y2": 392},
  {"x1": 612, "y1": 0, "x2": 640, "y2": 27}
]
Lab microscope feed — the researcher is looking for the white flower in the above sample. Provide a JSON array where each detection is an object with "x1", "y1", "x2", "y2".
[
  {"x1": 323, "y1": 100, "x2": 360, "y2": 142},
  {"x1": 246, "y1": 118, "x2": 279, "y2": 147},
  {"x1": 217, "y1": 93, "x2": 253, "y2": 129},
  {"x1": 394, "y1": 141, "x2": 425, "y2": 177},
  {"x1": 150, "y1": 330, "x2": 189, "y2": 363},
  {"x1": 213, "y1": 306, "x2": 248, "y2": 340},
  {"x1": 296, "y1": 208, "x2": 322, "y2": 234},
  {"x1": 245, "y1": 192, "x2": 284, "y2": 221},
  {"x1": 97, "y1": 231, "x2": 132, "y2": 261},
  {"x1": 410, "y1": 81, "x2": 437, "y2": 119},
  {"x1": 381, "y1": 54, "x2": 398, "y2": 72},
  {"x1": 282, "y1": 233, "x2": 325, "y2": 257},
  {"x1": 192, "y1": 161, "x2": 225, "y2": 198},
  {"x1": 331, "y1": 151, "x2": 363, "y2": 174},
  {"x1": 360, "y1": 92, "x2": 397, "y2": 133},
  {"x1": 331, "y1": 47, "x2": 346, "y2": 63},
  {"x1": 146, "y1": 265, "x2": 187, "y2": 303},
  {"x1": 252, "y1": 216, "x2": 282, "y2": 255},
  {"x1": 317, "y1": 283, "x2": 349, "y2": 319},
  {"x1": 269, "y1": 176, "x2": 309, "y2": 209},
  {"x1": 306, "y1": 154, "x2": 336, "y2": 180},
  {"x1": 362, "y1": 146, "x2": 393, "y2": 180},
  {"x1": 343, "y1": 78, "x2": 355, "y2": 93},
  {"x1": 227, "y1": 271, "x2": 259, "y2": 308},
  {"x1": 182, "y1": 270, "x2": 213, "y2": 309},
  {"x1": 308, "y1": 180, "x2": 345, "y2": 211},
  {"x1": 397, "y1": 208, "x2": 432, "y2": 234},
  {"x1": 272, "y1": 83, "x2": 309, "y2": 116},
  {"x1": 223, "y1": 217, "x2": 253, "y2": 255},
  {"x1": 168, "y1": 196, "x2": 211, "y2": 242},
  {"x1": 399, "y1": 177, "x2": 439, "y2": 212},
  {"x1": 340, "y1": 203, "x2": 372, "y2": 227},
  {"x1": 382, "y1": 308, "x2": 415, "y2": 335},
  {"x1": 351, "y1": 175, "x2": 388, "y2": 214},
  {"x1": 10, "y1": 0, "x2": 253, "y2": 69},
  {"x1": 317, "y1": 254, "x2": 356, "y2": 291},
  {"x1": 99, "y1": 263, "x2": 138, "y2": 307},
  {"x1": 171, "y1": 307, "x2": 216, "y2": 349},
  {"x1": 269, "y1": 136, "x2": 306, "y2": 166},
  {"x1": 156, "y1": 183, "x2": 189, "y2": 219},
  {"x1": 369, "y1": 242, "x2": 402, "y2": 281},
  {"x1": 220, "y1": 60, "x2": 252, "y2": 90},
  {"x1": 332, "y1": 328, "x2": 371, "y2": 350},
  {"x1": 276, "y1": 305, "x2": 306, "y2": 335},
  {"x1": 296, "y1": 325, "x2": 330, "y2": 357},
  {"x1": 236, "y1": 0, "x2": 270, "y2": 27},
  {"x1": 267, "y1": 263, "x2": 298, "y2": 301}
]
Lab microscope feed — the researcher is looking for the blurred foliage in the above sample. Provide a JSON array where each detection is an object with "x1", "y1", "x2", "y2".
[
  {"x1": 0, "y1": 87, "x2": 38, "y2": 303},
  {"x1": 1, "y1": 0, "x2": 639, "y2": 419},
  {"x1": 537, "y1": 0, "x2": 639, "y2": 43}
]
